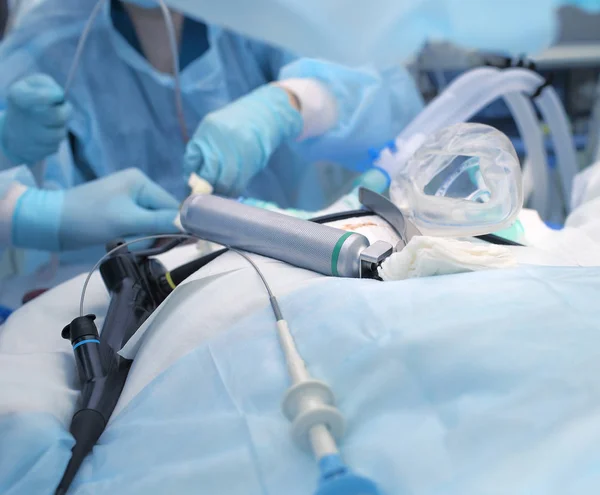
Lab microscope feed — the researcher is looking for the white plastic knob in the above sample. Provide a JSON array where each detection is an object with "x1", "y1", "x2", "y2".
[{"x1": 282, "y1": 380, "x2": 344, "y2": 451}]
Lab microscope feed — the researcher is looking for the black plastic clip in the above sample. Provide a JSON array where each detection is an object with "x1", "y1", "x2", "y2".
[
  {"x1": 530, "y1": 72, "x2": 554, "y2": 99},
  {"x1": 483, "y1": 54, "x2": 553, "y2": 99},
  {"x1": 515, "y1": 55, "x2": 537, "y2": 72}
]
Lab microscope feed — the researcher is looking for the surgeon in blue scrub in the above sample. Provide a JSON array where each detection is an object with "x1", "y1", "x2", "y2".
[{"x1": 0, "y1": 0, "x2": 423, "y2": 260}]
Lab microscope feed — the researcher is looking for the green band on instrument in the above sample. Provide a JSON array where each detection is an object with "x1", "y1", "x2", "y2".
[
  {"x1": 331, "y1": 232, "x2": 353, "y2": 276},
  {"x1": 165, "y1": 271, "x2": 177, "y2": 291}
]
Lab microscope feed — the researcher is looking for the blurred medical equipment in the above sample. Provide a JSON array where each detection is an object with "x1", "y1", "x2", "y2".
[
  {"x1": 588, "y1": 76, "x2": 600, "y2": 163},
  {"x1": 181, "y1": 121, "x2": 524, "y2": 247},
  {"x1": 374, "y1": 67, "x2": 576, "y2": 225},
  {"x1": 412, "y1": 7, "x2": 600, "y2": 222}
]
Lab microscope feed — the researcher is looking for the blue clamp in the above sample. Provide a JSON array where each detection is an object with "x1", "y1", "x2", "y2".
[
  {"x1": 368, "y1": 147, "x2": 381, "y2": 161},
  {"x1": 0, "y1": 305, "x2": 13, "y2": 325},
  {"x1": 314, "y1": 455, "x2": 381, "y2": 495},
  {"x1": 544, "y1": 221, "x2": 563, "y2": 231},
  {"x1": 368, "y1": 140, "x2": 398, "y2": 163},
  {"x1": 72, "y1": 338, "x2": 101, "y2": 350}
]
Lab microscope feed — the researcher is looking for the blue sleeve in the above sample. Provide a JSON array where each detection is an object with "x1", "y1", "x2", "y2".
[
  {"x1": 278, "y1": 59, "x2": 424, "y2": 172},
  {"x1": 0, "y1": 165, "x2": 37, "y2": 274},
  {"x1": 0, "y1": 164, "x2": 61, "y2": 279}
]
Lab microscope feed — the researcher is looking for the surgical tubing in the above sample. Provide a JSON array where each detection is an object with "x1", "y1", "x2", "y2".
[
  {"x1": 383, "y1": 68, "x2": 549, "y2": 215},
  {"x1": 537, "y1": 83, "x2": 578, "y2": 208},
  {"x1": 498, "y1": 70, "x2": 576, "y2": 210},
  {"x1": 453, "y1": 69, "x2": 575, "y2": 207},
  {"x1": 503, "y1": 93, "x2": 549, "y2": 217},
  {"x1": 385, "y1": 68, "x2": 576, "y2": 213},
  {"x1": 397, "y1": 67, "x2": 498, "y2": 141},
  {"x1": 383, "y1": 69, "x2": 532, "y2": 169}
]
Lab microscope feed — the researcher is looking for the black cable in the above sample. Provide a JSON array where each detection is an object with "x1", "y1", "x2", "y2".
[
  {"x1": 309, "y1": 209, "x2": 371, "y2": 224},
  {"x1": 475, "y1": 233, "x2": 524, "y2": 246},
  {"x1": 166, "y1": 248, "x2": 228, "y2": 287}
]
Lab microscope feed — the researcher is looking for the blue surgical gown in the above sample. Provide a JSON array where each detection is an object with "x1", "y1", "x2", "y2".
[{"x1": 0, "y1": 0, "x2": 423, "y2": 209}]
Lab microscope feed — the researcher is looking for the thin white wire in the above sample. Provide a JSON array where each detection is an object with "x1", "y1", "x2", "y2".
[
  {"x1": 229, "y1": 248, "x2": 276, "y2": 300},
  {"x1": 64, "y1": 0, "x2": 108, "y2": 95},
  {"x1": 79, "y1": 238, "x2": 282, "y2": 324},
  {"x1": 79, "y1": 233, "x2": 198, "y2": 316},
  {"x1": 155, "y1": 0, "x2": 189, "y2": 143},
  {"x1": 65, "y1": 0, "x2": 188, "y2": 142}
]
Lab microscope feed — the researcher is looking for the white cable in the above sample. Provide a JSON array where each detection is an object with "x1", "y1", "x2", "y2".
[
  {"x1": 503, "y1": 92, "x2": 549, "y2": 217},
  {"x1": 64, "y1": 0, "x2": 108, "y2": 95},
  {"x1": 310, "y1": 424, "x2": 339, "y2": 458},
  {"x1": 155, "y1": 0, "x2": 189, "y2": 142},
  {"x1": 231, "y1": 249, "x2": 345, "y2": 461},
  {"x1": 66, "y1": 0, "x2": 188, "y2": 142}
]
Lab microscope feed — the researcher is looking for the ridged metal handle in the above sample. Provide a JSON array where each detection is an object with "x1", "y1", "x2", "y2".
[{"x1": 180, "y1": 195, "x2": 370, "y2": 277}]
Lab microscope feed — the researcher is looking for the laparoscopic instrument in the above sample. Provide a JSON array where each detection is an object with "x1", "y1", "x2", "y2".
[
  {"x1": 55, "y1": 236, "x2": 221, "y2": 495},
  {"x1": 57, "y1": 187, "x2": 522, "y2": 494}
]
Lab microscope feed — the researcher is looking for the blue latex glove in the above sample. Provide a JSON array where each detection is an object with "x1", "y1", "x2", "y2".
[
  {"x1": 183, "y1": 84, "x2": 303, "y2": 196},
  {"x1": 11, "y1": 169, "x2": 179, "y2": 252},
  {"x1": 0, "y1": 74, "x2": 72, "y2": 165}
]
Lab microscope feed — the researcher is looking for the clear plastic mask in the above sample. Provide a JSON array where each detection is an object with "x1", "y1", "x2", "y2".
[{"x1": 390, "y1": 123, "x2": 523, "y2": 237}]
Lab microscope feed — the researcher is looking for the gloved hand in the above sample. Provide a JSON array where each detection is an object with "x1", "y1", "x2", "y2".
[
  {"x1": 183, "y1": 84, "x2": 303, "y2": 196},
  {"x1": 0, "y1": 74, "x2": 72, "y2": 165},
  {"x1": 12, "y1": 169, "x2": 180, "y2": 252}
]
